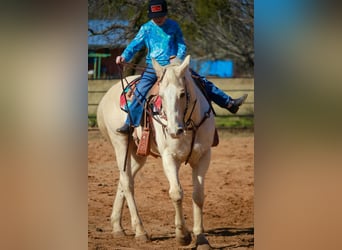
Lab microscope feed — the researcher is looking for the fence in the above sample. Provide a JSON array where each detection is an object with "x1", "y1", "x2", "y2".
[{"x1": 88, "y1": 78, "x2": 254, "y2": 124}]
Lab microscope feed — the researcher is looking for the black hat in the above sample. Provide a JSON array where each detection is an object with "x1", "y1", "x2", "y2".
[{"x1": 148, "y1": 0, "x2": 168, "y2": 18}]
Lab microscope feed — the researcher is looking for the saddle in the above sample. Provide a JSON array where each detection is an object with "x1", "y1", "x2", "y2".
[{"x1": 119, "y1": 76, "x2": 219, "y2": 157}]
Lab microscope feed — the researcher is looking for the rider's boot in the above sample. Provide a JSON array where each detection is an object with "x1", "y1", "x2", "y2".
[
  {"x1": 226, "y1": 94, "x2": 248, "y2": 114},
  {"x1": 116, "y1": 123, "x2": 133, "y2": 134}
]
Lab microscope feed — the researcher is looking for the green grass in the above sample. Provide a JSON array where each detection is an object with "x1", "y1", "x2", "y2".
[
  {"x1": 214, "y1": 115, "x2": 254, "y2": 129},
  {"x1": 88, "y1": 115, "x2": 97, "y2": 128}
]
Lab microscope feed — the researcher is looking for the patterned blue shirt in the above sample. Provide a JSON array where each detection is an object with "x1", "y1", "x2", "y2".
[{"x1": 122, "y1": 19, "x2": 187, "y2": 66}]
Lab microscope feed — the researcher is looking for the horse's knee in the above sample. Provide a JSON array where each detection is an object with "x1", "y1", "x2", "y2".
[{"x1": 169, "y1": 186, "x2": 183, "y2": 203}]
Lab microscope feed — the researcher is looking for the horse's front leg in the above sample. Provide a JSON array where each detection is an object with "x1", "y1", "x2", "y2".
[
  {"x1": 191, "y1": 150, "x2": 211, "y2": 248},
  {"x1": 162, "y1": 153, "x2": 192, "y2": 246}
]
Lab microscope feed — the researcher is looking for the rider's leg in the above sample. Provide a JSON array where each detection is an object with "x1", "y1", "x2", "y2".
[
  {"x1": 191, "y1": 70, "x2": 247, "y2": 114},
  {"x1": 117, "y1": 67, "x2": 157, "y2": 134}
]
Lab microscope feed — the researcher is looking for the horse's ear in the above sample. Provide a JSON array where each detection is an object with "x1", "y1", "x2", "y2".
[
  {"x1": 178, "y1": 55, "x2": 191, "y2": 76},
  {"x1": 152, "y1": 58, "x2": 164, "y2": 78}
]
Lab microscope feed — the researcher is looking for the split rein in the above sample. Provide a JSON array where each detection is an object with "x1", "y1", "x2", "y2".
[{"x1": 116, "y1": 62, "x2": 167, "y2": 129}]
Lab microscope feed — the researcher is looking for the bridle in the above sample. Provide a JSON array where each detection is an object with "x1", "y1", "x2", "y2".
[{"x1": 157, "y1": 69, "x2": 212, "y2": 164}]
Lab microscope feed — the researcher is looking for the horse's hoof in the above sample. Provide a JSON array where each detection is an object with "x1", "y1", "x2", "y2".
[
  {"x1": 197, "y1": 244, "x2": 211, "y2": 250},
  {"x1": 176, "y1": 231, "x2": 192, "y2": 246},
  {"x1": 135, "y1": 233, "x2": 150, "y2": 243},
  {"x1": 112, "y1": 230, "x2": 126, "y2": 238},
  {"x1": 196, "y1": 234, "x2": 211, "y2": 250}
]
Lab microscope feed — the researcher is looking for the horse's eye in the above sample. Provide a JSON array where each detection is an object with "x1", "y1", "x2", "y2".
[{"x1": 180, "y1": 92, "x2": 185, "y2": 98}]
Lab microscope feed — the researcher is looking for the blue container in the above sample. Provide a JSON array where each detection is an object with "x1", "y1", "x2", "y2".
[{"x1": 190, "y1": 59, "x2": 234, "y2": 78}]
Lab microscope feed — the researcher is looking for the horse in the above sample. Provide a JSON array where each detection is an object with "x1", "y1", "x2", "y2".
[{"x1": 97, "y1": 55, "x2": 215, "y2": 248}]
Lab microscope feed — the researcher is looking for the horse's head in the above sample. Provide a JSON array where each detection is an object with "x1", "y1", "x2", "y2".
[{"x1": 152, "y1": 55, "x2": 191, "y2": 138}]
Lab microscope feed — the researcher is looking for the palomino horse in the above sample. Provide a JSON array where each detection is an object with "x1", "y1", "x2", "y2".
[{"x1": 97, "y1": 55, "x2": 215, "y2": 248}]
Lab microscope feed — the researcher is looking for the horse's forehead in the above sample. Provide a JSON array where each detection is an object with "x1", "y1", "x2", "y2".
[{"x1": 161, "y1": 68, "x2": 183, "y2": 88}]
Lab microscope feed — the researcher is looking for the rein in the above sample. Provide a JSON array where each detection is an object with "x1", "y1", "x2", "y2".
[
  {"x1": 117, "y1": 64, "x2": 132, "y2": 172},
  {"x1": 119, "y1": 62, "x2": 167, "y2": 128},
  {"x1": 182, "y1": 75, "x2": 213, "y2": 164},
  {"x1": 121, "y1": 62, "x2": 155, "y2": 74},
  {"x1": 184, "y1": 104, "x2": 212, "y2": 165},
  {"x1": 117, "y1": 63, "x2": 166, "y2": 166}
]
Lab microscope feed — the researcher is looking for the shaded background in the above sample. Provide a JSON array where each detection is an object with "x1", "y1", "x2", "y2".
[{"x1": 0, "y1": 0, "x2": 342, "y2": 249}]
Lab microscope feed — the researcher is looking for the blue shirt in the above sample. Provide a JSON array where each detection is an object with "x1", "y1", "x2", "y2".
[{"x1": 122, "y1": 19, "x2": 187, "y2": 66}]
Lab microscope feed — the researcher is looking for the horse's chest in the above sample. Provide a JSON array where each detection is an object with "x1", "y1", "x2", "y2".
[
  {"x1": 169, "y1": 140, "x2": 190, "y2": 155},
  {"x1": 164, "y1": 137, "x2": 205, "y2": 162}
]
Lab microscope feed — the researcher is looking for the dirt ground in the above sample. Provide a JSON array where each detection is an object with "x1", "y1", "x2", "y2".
[{"x1": 88, "y1": 129, "x2": 254, "y2": 249}]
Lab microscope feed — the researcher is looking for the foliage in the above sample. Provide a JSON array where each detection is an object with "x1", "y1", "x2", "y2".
[
  {"x1": 88, "y1": 0, "x2": 254, "y2": 76},
  {"x1": 88, "y1": 115, "x2": 97, "y2": 127}
]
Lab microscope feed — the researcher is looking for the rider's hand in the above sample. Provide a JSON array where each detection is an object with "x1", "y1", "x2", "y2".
[{"x1": 116, "y1": 56, "x2": 125, "y2": 64}]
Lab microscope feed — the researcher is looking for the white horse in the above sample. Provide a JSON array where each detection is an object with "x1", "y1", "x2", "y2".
[{"x1": 97, "y1": 55, "x2": 215, "y2": 248}]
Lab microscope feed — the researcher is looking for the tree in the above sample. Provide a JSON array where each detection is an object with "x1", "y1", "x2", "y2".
[
  {"x1": 178, "y1": 0, "x2": 254, "y2": 76},
  {"x1": 88, "y1": 0, "x2": 254, "y2": 76}
]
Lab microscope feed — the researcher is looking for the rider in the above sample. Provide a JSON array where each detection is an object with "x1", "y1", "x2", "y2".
[{"x1": 116, "y1": 0, "x2": 248, "y2": 134}]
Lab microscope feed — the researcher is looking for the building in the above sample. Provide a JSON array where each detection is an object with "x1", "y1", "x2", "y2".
[{"x1": 88, "y1": 20, "x2": 128, "y2": 79}]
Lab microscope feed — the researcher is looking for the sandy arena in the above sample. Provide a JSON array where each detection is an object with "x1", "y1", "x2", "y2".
[{"x1": 88, "y1": 129, "x2": 254, "y2": 249}]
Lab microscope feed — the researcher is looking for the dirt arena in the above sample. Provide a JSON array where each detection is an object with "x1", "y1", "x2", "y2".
[{"x1": 88, "y1": 129, "x2": 254, "y2": 249}]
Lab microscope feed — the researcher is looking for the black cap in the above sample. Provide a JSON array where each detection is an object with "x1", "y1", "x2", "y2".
[{"x1": 148, "y1": 0, "x2": 168, "y2": 18}]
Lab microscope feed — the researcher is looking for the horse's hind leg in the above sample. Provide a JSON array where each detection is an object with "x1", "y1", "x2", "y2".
[
  {"x1": 111, "y1": 181, "x2": 125, "y2": 237},
  {"x1": 191, "y1": 150, "x2": 211, "y2": 249},
  {"x1": 110, "y1": 139, "x2": 148, "y2": 240},
  {"x1": 110, "y1": 138, "x2": 128, "y2": 236}
]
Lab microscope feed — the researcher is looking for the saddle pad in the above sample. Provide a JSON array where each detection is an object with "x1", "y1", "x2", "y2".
[{"x1": 152, "y1": 95, "x2": 162, "y2": 113}]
